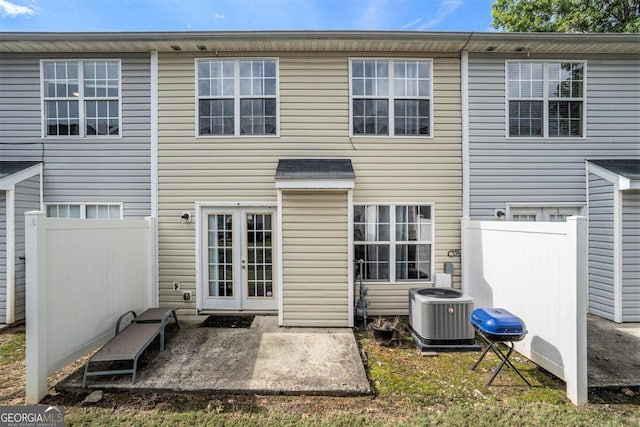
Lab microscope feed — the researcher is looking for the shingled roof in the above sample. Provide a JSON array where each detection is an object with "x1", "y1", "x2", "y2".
[
  {"x1": 589, "y1": 159, "x2": 640, "y2": 181},
  {"x1": 275, "y1": 159, "x2": 355, "y2": 180}
]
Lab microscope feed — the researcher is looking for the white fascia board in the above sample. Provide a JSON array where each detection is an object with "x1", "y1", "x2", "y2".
[
  {"x1": 0, "y1": 163, "x2": 42, "y2": 190},
  {"x1": 587, "y1": 162, "x2": 632, "y2": 190},
  {"x1": 275, "y1": 179, "x2": 355, "y2": 190}
]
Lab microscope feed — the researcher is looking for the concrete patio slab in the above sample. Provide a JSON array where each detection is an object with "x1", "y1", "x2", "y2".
[
  {"x1": 59, "y1": 315, "x2": 371, "y2": 396},
  {"x1": 588, "y1": 314, "x2": 640, "y2": 387}
]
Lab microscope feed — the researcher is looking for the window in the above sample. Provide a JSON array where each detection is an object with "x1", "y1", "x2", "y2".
[
  {"x1": 46, "y1": 203, "x2": 122, "y2": 219},
  {"x1": 197, "y1": 59, "x2": 278, "y2": 136},
  {"x1": 354, "y1": 204, "x2": 433, "y2": 282},
  {"x1": 42, "y1": 60, "x2": 120, "y2": 137},
  {"x1": 350, "y1": 59, "x2": 432, "y2": 136},
  {"x1": 508, "y1": 206, "x2": 582, "y2": 222},
  {"x1": 507, "y1": 61, "x2": 584, "y2": 138}
]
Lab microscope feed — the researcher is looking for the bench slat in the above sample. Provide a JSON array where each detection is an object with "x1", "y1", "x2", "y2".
[{"x1": 90, "y1": 323, "x2": 161, "y2": 362}]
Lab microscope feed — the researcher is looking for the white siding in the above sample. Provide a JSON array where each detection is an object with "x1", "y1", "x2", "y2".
[
  {"x1": 622, "y1": 190, "x2": 640, "y2": 322},
  {"x1": 281, "y1": 191, "x2": 349, "y2": 326},
  {"x1": 0, "y1": 53, "x2": 152, "y2": 218},
  {"x1": 588, "y1": 173, "x2": 615, "y2": 320},
  {"x1": 468, "y1": 54, "x2": 640, "y2": 219},
  {"x1": 158, "y1": 52, "x2": 462, "y2": 315},
  {"x1": 0, "y1": 193, "x2": 5, "y2": 323}
]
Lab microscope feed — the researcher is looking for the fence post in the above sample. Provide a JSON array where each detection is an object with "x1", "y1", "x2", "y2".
[
  {"x1": 145, "y1": 216, "x2": 158, "y2": 308},
  {"x1": 566, "y1": 216, "x2": 588, "y2": 405},
  {"x1": 25, "y1": 211, "x2": 48, "y2": 404}
]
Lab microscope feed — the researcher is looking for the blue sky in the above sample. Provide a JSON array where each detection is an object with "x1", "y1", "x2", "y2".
[{"x1": 0, "y1": 0, "x2": 497, "y2": 32}]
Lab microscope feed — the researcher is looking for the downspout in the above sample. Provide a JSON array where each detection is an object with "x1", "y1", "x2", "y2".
[
  {"x1": 461, "y1": 50, "x2": 470, "y2": 219},
  {"x1": 6, "y1": 190, "x2": 15, "y2": 324},
  {"x1": 150, "y1": 50, "x2": 159, "y2": 306}
]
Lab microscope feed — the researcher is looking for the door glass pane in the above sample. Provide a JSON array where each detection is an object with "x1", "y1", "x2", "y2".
[
  {"x1": 208, "y1": 214, "x2": 233, "y2": 297},
  {"x1": 246, "y1": 213, "x2": 273, "y2": 298}
]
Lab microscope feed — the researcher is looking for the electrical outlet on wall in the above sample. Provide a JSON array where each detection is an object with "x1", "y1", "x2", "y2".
[
  {"x1": 182, "y1": 291, "x2": 192, "y2": 301},
  {"x1": 173, "y1": 282, "x2": 180, "y2": 291}
]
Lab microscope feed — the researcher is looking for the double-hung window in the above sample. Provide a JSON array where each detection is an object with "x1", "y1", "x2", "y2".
[
  {"x1": 507, "y1": 61, "x2": 585, "y2": 138},
  {"x1": 197, "y1": 59, "x2": 278, "y2": 136},
  {"x1": 350, "y1": 59, "x2": 432, "y2": 137},
  {"x1": 42, "y1": 60, "x2": 120, "y2": 137},
  {"x1": 354, "y1": 204, "x2": 433, "y2": 282}
]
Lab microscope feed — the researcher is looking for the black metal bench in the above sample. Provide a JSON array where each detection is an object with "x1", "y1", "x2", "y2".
[{"x1": 82, "y1": 308, "x2": 179, "y2": 387}]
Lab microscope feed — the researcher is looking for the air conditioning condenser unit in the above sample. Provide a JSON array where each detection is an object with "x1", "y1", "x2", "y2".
[{"x1": 408, "y1": 288, "x2": 480, "y2": 352}]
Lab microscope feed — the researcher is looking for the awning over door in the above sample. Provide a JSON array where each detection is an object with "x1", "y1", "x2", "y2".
[
  {"x1": 588, "y1": 159, "x2": 640, "y2": 190},
  {"x1": 275, "y1": 159, "x2": 355, "y2": 189},
  {"x1": 0, "y1": 161, "x2": 42, "y2": 190}
]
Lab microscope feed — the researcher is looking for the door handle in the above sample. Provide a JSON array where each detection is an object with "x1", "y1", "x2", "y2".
[{"x1": 241, "y1": 259, "x2": 246, "y2": 269}]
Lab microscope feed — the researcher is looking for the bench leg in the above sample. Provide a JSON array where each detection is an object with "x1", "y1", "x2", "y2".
[
  {"x1": 82, "y1": 362, "x2": 91, "y2": 388},
  {"x1": 132, "y1": 358, "x2": 139, "y2": 384},
  {"x1": 171, "y1": 309, "x2": 180, "y2": 330}
]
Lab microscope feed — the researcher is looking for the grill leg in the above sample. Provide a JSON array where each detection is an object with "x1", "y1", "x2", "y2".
[
  {"x1": 486, "y1": 342, "x2": 531, "y2": 387},
  {"x1": 471, "y1": 336, "x2": 493, "y2": 371}
]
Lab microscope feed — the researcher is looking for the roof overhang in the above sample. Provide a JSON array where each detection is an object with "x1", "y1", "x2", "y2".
[
  {"x1": 275, "y1": 158, "x2": 355, "y2": 190},
  {"x1": 0, "y1": 161, "x2": 42, "y2": 190},
  {"x1": 1, "y1": 31, "x2": 638, "y2": 54},
  {"x1": 587, "y1": 159, "x2": 640, "y2": 190}
]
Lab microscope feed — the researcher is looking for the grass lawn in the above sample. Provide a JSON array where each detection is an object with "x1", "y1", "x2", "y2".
[{"x1": 1, "y1": 324, "x2": 638, "y2": 426}]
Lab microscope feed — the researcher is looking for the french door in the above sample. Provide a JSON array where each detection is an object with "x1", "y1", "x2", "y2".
[{"x1": 201, "y1": 207, "x2": 276, "y2": 311}]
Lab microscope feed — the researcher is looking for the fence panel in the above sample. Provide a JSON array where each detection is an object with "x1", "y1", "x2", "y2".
[
  {"x1": 462, "y1": 217, "x2": 588, "y2": 405},
  {"x1": 25, "y1": 212, "x2": 155, "y2": 403}
]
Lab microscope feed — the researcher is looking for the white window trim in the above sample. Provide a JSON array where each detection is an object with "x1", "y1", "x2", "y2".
[
  {"x1": 348, "y1": 58, "x2": 434, "y2": 138},
  {"x1": 506, "y1": 203, "x2": 585, "y2": 221},
  {"x1": 354, "y1": 202, "x2": 435, "y2": 284},
  {"x1": 45, "y1": 202, "x2": 124, "y2": 219},
  {"x1": 504, "y1": 60, "x2": 587, "y2": 140},
  {"x1": 194, "y1": 57, "x2": 280, "y2": 138},
  {"x1": 40, "y1": 59, "x2": 123, "y2": 139}
]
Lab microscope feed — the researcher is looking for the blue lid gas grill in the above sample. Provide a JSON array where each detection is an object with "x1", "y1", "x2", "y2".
[{"x1": 470, "y1": 308, "x2": 531, "y2": 386}]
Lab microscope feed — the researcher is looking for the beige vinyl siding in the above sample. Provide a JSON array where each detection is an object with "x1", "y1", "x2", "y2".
[
  {"x1": 158, "y1": 52, "x2": 462, "y2": 315},
  {"x1": 281, "y1": 191, "x2": 349, "y2": 326}
]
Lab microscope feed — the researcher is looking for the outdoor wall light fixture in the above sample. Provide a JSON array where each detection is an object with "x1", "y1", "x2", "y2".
[{"x1": 180, "y1": 212, "x2": 192, "y2": 223}]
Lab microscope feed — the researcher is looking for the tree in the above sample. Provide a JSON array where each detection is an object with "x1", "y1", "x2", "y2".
[{"x1": 491, "y1": 0, "x2": 640, "y2": 32}]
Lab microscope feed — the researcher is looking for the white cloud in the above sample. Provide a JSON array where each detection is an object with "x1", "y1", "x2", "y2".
[
  {"x1": 418, "y1": 0, "x2": 462, "y2": 30},
  {"x1": 0, "y1": 0, "x2": 36, "y2": 18},
  {"x1": 214, "y1": 12, "x2": 224, "y2": 20},
  {"x1": 354, "y1": 0, "x2": 389, "y2": 29},
  {"x1": 401, "y1": 17, "x2": 422, "y2": 29}
]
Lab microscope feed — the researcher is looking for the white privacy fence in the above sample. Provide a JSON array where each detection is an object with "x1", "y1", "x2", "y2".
[
  {"x1": 462, "y1": 217, "x2": 588, "y2": 405},
  {"x1": 25, "y1": 212, "x2": 156, "y2": 403}
]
